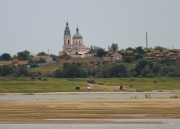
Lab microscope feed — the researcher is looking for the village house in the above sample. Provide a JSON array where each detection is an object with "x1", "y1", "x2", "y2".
[
  {"x1": 101, "y1": 52, "x2": 123, "y2": 64},
  {"x1": 145, "y1": 49, "x2": 163, "y2": 60},
  {"x1": 110, "y1": 52, "x2": 123, "y2": 61}
]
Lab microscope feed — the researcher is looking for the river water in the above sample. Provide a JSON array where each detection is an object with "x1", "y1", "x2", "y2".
[
  {"x1": 0, "y1": 93, "x2": 179, "y2": 100},
  {"x1": 0, "y1": 120, "x2": 180, "y2": 129}
]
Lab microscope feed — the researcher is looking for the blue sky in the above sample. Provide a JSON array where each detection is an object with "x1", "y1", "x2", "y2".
[{"x1": 0, "y1": 0, "x2": 180, "y2": 55}]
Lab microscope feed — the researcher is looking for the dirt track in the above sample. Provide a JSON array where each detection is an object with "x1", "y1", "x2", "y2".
[{"x1": 0, "y1": 98, "x2": 180, "y2": 124}]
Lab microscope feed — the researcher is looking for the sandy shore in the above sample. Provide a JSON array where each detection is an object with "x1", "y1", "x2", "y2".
[{"x1": 0, "y1": 98, "x2": 180, "y2": 124}]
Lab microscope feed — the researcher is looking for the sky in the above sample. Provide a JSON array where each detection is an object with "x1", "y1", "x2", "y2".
[{"x1": 0, "y1": 0, "x2": 180, "y2": 55}]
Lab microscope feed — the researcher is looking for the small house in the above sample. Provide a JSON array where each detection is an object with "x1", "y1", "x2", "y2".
[{"x1": 111, "y1": 52, "x2": 123, "y2": 61}]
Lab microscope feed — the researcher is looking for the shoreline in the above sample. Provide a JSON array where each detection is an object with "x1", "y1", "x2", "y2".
[
  {"x1": 0, "y1": 118, "x2": 172, "y2": 124},
  {"x1": 0, "y1": 90, "x2": 180, "y2": 95}
]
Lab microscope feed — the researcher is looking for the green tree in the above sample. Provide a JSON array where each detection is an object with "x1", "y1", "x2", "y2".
[
  {"x1": 110, "y1": 64, "x2": 128, "y2": 77},
  {"x1": 96, "y1": 48, "x2": 106, "y2": 57},
  {"x1": 152, "y1": 64, "x2": 162, "y2": 76},
  {"x1": 54, "y1": 69, "x2": 63, "y2": 78},
  {"x1": 16, "y1": 65, "x2": 29, "y2": 76},
  {"x1": 0, "y1": 65, "x2": 13, "y2": 76},
  {"x1": 111, "y1": 43, "x2": 118, "y2": 52},
  {"x1": 126, "y1": 47, "x2": 135, "y2": 50},
  {"x1": 123, "y1": 56, "x2": 132, "y2": 63},
  {"x1": 59, "y1": 53, "x2": 71, "y2": 59},
  {"x1": 159, "y1": 57, "x2": 174, "y2": 66},
  {"x1": 134, "y1": 54, "x2": 143, "y2": 60},
  {"x1": 94, "y1": 64, "x2": 128, "y2": 78},
  {"x1": 141, "y1": 65, "x2": 152, "y2": 77},
  {"x1": 95, "y1": 65, "x2": 111, "y2": 78},
  {"x1": 55, "y1": 63, "x2": 87, "y2": 78},
  {"x1": 37, "y1": 52, "x2": 48, "y2": 56},
  {"x1": 135, "y1": 46, "x2": 145, "y2": 54},
  {"x1": 17, "y1": 50, "x2": 31, "y2": 61},
  {"x1": 134, "y1": 59, "x2": 153, "y2": 77},
  {"x1": 1, "y1": 53, "x2": 11, "y2": 60},
  {"x1": 155, "y1": 46, "x2": 166, "y2": 52}
]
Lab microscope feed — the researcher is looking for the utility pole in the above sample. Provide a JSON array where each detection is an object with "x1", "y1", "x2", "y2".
[{"x1": 146, "y1": 32, "x2": 148, "y2": 49}]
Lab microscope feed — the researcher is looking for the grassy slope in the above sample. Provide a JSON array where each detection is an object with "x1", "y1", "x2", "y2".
[
  {"x1": 70, "y1": 77, "x2": 180, "y2": 91},
  {"x1": 0, "y1": 77, "x2": 179, "y2": 93},
  {"x1": 0, "y1": 77, "x2": 87, "y2": 93},
  {"x1": 94, "y1": 78, "x2": 180, "y2": 90}
]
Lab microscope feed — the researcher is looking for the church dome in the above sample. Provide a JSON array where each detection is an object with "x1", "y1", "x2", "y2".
[{"x1": 73, "y1": 27, "x2": 83, "y2": 39}]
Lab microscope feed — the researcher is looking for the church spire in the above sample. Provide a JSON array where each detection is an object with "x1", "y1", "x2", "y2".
[
  {"x1": 76, "y1": 25, "x2": 79, "y2": 34},
  {"x1": 66, "y1": 19, "x2": 69, "y2": 26},
  {"x1": 64, "y1": 21, "x2": 71, "y2": 36}
]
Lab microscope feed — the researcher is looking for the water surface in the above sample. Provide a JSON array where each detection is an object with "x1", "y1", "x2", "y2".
[{"x1": 0, "y1": 93, "x2": 179, "y2": 100}]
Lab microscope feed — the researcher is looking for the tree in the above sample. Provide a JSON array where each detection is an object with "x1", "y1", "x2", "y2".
[
  {"x1": 54, "y1": 63, "x2": 87, "y2": 78},
  {"x1": 110, "y1": 64, "x2": 128, "y2": 77},
  {"x1": 16, "y1": 65, "x2": 29, "y2": 76},
  {"x1": 96, "y1": 48, "x2": 106, "y2": 57},
  {"x1": 135, "y1": 46, "x2": 145, "y2": 54},
  {"x1": 111, "y1": 43, "x2": 118, "y2": 52},
  {"x1": 0, "y1": 65, "x2": 13, "y2": 76},
  {"x1": 63, "y1": 63, "x2": 87, "y2": 78},
  {"x1": 94, "y1": 64, "x2": 128, "y2": 78},
  {"x1": 37, "y1": 52, "x2": 48, "y2": 56},
  {"x1": 134, "y1": 54, "x2": 143, "y2": 60},
  {"x1": 155, "y1": 46, "x2": 166, "y2": 52},
  {"x1": 123, "y1": 56, "x2": 132, "y2": 63},
  {"x1": 94, "y1": 65, "x2": 111, "y2": 78},
  {"x1": 126, "y1": 47, "x2": 135, "y2": 50},
  {"x1": 134, "y1": 59, "x2": 153, "y2": 77},
  {"x1": 1, "y1": 53, "x2": 11, "y2": 60},
  {"x1": 59, "y1": 53, "x2": 71, "y2": 59},
  {"x1": 152, "y1": 63, "x2": 162, "y2": 76},
  {"x1": 50, "y1": 54, "x2": 58, "y2": 61},
  {"x1": 141, "y1": 65, "x2": 152, "y2": 77},
  {"x1": 17, "y1": 50, "x2": 31, "y2": 61},
  {"x1": 54, "y1": 69, "x2": 63, "y2": 78}
]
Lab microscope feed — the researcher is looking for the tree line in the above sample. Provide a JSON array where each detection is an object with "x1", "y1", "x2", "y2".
[
  {"x1": 0, "y1": 44, "x2": 180, "y2": 78},
  {"x1": 0, "y1": 50, "x2": 57, "y2": 61}
]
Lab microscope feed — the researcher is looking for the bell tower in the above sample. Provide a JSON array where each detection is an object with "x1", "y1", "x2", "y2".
[{"x1": 63, "y1": 21, "x2": 71, "y2": 52}]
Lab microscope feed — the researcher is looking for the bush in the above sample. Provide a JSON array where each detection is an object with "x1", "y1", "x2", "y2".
[
  {"x1": 59, "y1": 54, "x2": 71, "y2": 59},
  {"x1": 0, "y1": 65, "x2": 13, "y2": 76},
  {"x1": 146, "y1": 73, "x2": 154, "y2": 78},
  {"x1": 123, "y1": 56, "x2": 132, "y2": 63},
  {"x1": 54, "y1": 69, "x2": 63, "y2": 78},
  {"x1": 54, "y1": 63, "x2": 87, "y2": 78}
]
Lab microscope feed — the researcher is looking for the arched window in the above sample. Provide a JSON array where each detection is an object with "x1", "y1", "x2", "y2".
[
  {"x1": 79, "y1": 41, "x2": 80, "y2": 44},
  {"x1": 68, "y1": 40, "x2": 70, "y2": 44}
]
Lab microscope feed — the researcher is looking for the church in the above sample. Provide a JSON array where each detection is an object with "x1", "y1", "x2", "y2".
[{"x1": 62, "y1": 22, "x2": 90, "y2": 57}]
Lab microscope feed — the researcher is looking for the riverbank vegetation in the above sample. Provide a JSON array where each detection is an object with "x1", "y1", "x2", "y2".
[
  {"x1": 0, "y1": 77, "x2": 179, "y2": 93},
  {"x1": 0, "y1": 45, "x2": 180, "y2": 78}
]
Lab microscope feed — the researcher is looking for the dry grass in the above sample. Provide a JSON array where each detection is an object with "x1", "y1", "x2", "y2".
[{"x1": 0, "y1": 98, "x2": 180, "y2": 124}]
